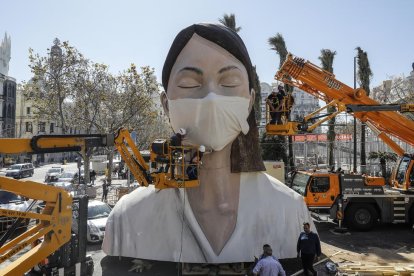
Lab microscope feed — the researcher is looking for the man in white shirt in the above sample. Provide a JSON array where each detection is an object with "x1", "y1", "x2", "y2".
[{"x1": 253, "y1": 247, "x2": 286, "y2": 276}]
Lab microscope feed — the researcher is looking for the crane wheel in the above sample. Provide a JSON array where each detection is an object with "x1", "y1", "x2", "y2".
[
  {"x1": 409, "y1": 207, "x2": 414, "y2": 225},
  {"x1": 345, "y1": 203, "x2": 377, "y2": 231}
]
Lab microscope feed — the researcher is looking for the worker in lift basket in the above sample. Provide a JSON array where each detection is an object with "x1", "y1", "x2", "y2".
[{"x1": 164, "y1": 128, "x2": 186, "y2": 178}]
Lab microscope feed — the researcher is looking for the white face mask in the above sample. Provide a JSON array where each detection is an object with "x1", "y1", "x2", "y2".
[{"x1": 168, "y1": 92, "x2": 250, "y2": 151}]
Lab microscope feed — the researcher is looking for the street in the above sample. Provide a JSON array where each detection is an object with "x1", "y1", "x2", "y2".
[{"x1": 0, "y1": 162, "x2": 81, "y2": 183}]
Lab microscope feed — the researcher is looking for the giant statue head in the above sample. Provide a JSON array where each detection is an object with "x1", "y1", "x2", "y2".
[{"x1": 161, "y1": 23, "x2": 264, "y2": 173}]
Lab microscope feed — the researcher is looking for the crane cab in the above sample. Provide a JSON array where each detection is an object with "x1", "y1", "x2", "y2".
[
  {"x1": 391, "y1": 154, "x2": 414, "y2": 192},
  {"x1": 289, "y1": 171, "x2": 341, "y2": 209},
  {"x1": 289, "y1": 171, "x2": 386, "y2": 209}
]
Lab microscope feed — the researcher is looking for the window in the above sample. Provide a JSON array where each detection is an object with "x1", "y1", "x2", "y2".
[
  {"x1": 26, "y1": 107, "x2": 31, "y2": 115},
  {"x1": 38, "y1": 122, "x2": 46, "y2": 133},
  {"x1": 410, "y1": 164, "x2": 414, "y2": 185},
  {"x1": 396, "y1": 156, "x2": 410, "y2": 184},
  {"x1": 50, "y1": 123, "x2": 54, "y2": 133},
  {"x1": 7, "y1": 105, "x2": 11, "y2": 119},
  {"x1": 25, "y1": 122, "x2": 32, "y2": 133},
  {"x1": 291, "y1": 173, "x2": 311, "y2": 196},
  {"x1": 309, "y1": 177, "x2": 330, "y2": 193}
]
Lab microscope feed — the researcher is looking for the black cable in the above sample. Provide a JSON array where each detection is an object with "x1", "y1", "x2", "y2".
[
  {"x1": 177, "y1": 179, "x2": 186, "y2": 276},
  {"x1": 0, "y1": 199, "x2": 37, "y2": 247}
]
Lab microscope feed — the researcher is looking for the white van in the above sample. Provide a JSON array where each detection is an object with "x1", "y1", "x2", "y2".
[{"x1": 5, "y1": 163, "x2": 34, "y2": 179}]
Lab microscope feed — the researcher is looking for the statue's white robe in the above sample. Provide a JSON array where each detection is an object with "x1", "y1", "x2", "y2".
[{"x1": 102, "y1": 172, "x2": 315, "y2": 263}]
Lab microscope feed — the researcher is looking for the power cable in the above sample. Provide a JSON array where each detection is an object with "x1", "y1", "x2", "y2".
[{"x1": 177, "y1": 166, "x2": 186, "y2": 276}]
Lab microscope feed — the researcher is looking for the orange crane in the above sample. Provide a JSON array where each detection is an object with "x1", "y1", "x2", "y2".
[
  {"x1": 268, "y1": 53, "x2": 414, "y2": 191},
  {"x1": 268, "y1": 54, "x2": 414, "y2": 231}
]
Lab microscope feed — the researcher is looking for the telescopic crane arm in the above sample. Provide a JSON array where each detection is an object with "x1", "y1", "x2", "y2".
[
  {"x1": 0, "y1": 133, "x2": 111, "y2": 275},
  {"x1": 0, "y1": 128, "x2": 200, "y2": 275}
]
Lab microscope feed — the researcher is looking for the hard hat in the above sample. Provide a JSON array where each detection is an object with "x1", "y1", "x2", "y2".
[
  {"x1": 199, "y1": 145, "x2": 206, "y2": 152},
  {"x1": 178, "y1": 128, "x2": 186, "y2": 136}
]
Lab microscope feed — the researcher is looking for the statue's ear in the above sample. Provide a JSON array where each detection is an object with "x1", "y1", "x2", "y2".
[{"x1": 161, "y1": 92, "x2": 169, "y2": 117}]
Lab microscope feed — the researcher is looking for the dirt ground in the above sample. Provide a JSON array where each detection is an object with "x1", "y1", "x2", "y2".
[
  {"x1": 98, "y1": 221, "x2": 414, "y2": 275},
  {"x1": 304, "y1": 221, "x2": 414, "y2": 275}
]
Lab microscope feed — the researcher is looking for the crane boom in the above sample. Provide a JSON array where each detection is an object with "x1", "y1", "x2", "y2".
[
  {"x1": 274, "y1": 53, "x2": 414, "y2": 150},
  {"x1": 271, "y1": 53, "x2": 414, "y2": 191},
  {"x1": 0, "y1": 128, "x2": 200, "y2": 274}
]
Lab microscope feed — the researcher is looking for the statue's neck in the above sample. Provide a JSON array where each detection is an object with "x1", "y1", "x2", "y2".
[{"x1": 186, "y1": 143, "x2": 240, "y2": 255}]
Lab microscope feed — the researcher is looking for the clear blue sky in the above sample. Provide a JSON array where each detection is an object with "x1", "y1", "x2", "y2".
[{"x1": 1, "y1": 0, "x2": 413, "y2": 89}]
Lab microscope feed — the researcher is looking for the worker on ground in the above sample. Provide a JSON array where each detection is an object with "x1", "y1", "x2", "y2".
[
  {"x1": 297, "y1": 222, "x2": 321, "y2": 276},
  {"x1": 102, "y1": 179, "x2": 110, "y2": 202},
  {"x1": 253, "y1": 246, "x2": 286, "y2": 276},
  {"x1": 165, "y1": 128, "x2": 186, "y2": 178},
  {"x1": 256, "y1": 244, "x2": 278, "y2": 262},
  {"x1": 252, "y1": 244, "x2": 279, "y2": 273},
  {"x1": 90, "y1": 170, "x2": 97, "y2": 185}
]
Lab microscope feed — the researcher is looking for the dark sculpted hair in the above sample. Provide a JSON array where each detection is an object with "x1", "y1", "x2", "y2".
[{"x1": 162, "y1": 23, "x2": 265, "y2": 173}]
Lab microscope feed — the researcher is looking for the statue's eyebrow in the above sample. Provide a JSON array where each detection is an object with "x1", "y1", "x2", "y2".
[
  {"x1": 218, "y1": 65, "x2": 241, "y2": 74},
  {"x1": 178, "y1": 67, "x2": 203, "y2": 75}
]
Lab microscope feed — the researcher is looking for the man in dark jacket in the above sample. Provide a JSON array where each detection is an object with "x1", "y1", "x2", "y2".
[
  {"x1": 102, "y1": 179, "x2": 110, "y2": 202},
  {"x1": 297, "y1": 222, "x2": 321, "y2": 276},
  {"x1": 90, "y1": 170, "x2": 97, "y2": 185}
]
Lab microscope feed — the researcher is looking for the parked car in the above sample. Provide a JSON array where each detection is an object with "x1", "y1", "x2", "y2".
[
  {"x1": 87, "y1": 200, "x2": 112, "y2": 243},
  {"x1": 58, "y1": 171, "x2": 84, "y2": 184},
  {"x1": 52, "y1": 181, "x2": 74, "y2": 192},
  {"x1": 5, "y1": 163, "x2": 34, "y2": 179},
  {"x1": 44, "y1": 167, "x2": 64, "y2": 183},
  {"x1": 0, "y1": 190, "x2": 30, "y2": 233}
]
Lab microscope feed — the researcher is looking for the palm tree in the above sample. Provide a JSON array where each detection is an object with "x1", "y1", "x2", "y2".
[
  {"x1": 368, "y1": 151, "x2": 398, "y2": 180},
  {"x1": 268, "y1": 33, "x2": 295, "y2": 171},
  {"x1": 260, "y1": 132, "x2": 287, "y2": 161},
  {"x1": 218, "y1": 13, "x2": 261, "y2": 123},
  {"x1": 318, "y1": 49, "x2": 337, "y2": 169},
  {"x1": 268, "y1": 34, "x2": 288, "y2": 68},
  {"x1": 356, "y1": 47, "x2": 373, "y2": 174},
  {"x1": 218, "y1": 13, "x2": 241, "y2": 32}
]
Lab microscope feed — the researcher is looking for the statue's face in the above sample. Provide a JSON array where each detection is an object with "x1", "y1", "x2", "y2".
[
  {"x1": 161, "y1": 34, "x2": 254, "y2": 152},
  {"x1": 166, "y1": 34, "x2": 251, "y2": 101}
]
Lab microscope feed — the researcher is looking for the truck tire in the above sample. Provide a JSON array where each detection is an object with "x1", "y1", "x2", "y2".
[
  {"x1": 345, "y1": 203, "x2": 377, "y2": 231},
  {"x1": 409, "y1": 207, "x2": 414, "y2": 229}
]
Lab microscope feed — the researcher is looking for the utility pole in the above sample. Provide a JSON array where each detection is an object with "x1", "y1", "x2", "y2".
[{"x1": 353, "y1": 56, "x2": 357, "y2": 173}]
